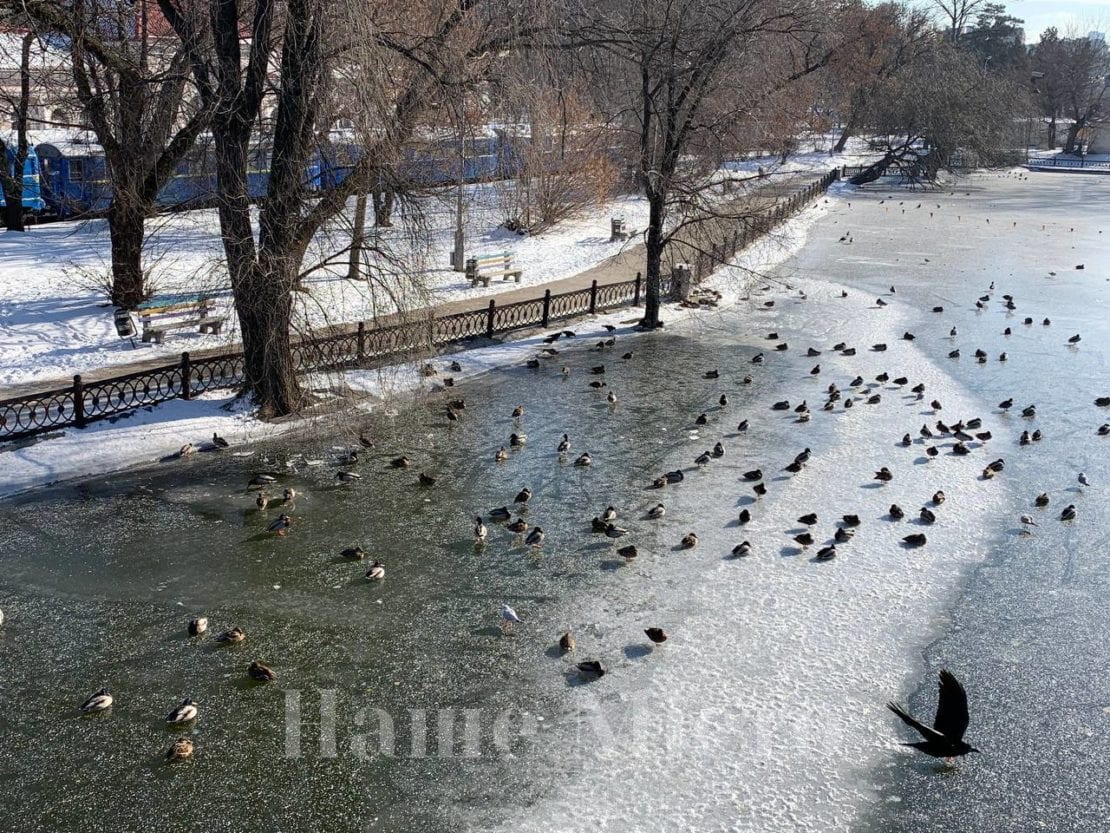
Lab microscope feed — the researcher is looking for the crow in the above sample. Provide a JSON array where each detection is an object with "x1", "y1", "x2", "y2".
[{"x1": 888, "y1": 669, "x2": 979, "y2": 761}]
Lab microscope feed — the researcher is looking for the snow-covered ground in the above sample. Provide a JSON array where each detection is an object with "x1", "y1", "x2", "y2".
[
  {"x1": 0, "y1": 184, "x2": 837, "y2": 500},
  {"x1": 0, "y1": 139, "x2": 876, "y2": 390}
]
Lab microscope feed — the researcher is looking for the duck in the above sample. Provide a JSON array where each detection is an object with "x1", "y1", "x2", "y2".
[
  {"x1": 807, "y1": 347, "x2": 821, "y2": 357},
  {"x1": 336, "y1": 471, "x2": 361, "y2": 484},
  {"x1": 559, "y1": 632, "x2": 576, "y2": 653},
  {"x1": 930, "y1": 400, "x2": 943, "y2": 411},
  {"x1": 1098, "y1": 424, "x2": 1110, "y2": 436},
  {"x1": 711, "y1": 442, "x2": 725, "y2": 458},
  {"x1": 179, "y1": 443, "x2": 197, "y2": 458},
  {"x1": 514, "y1": 487, "x2": 532, "y2": 504},
  {"x1": 489, "y1": 506, "x2": 512, "y2": 523},
  {"x1": 719, "y1": 394, "x2": 729, "y2": 406},
  {"x1": 512, "y1": 404, "x2": 525, "y2": 417},
  {"x1": 1021, "y1": 405, "x2": 1036, "y2": 418},
  {"x1": 902, "y1": 533, "x2": 927, "y2": 547},
  {"x1": 281, "y1": 487, "x2": 296, "y2": 505},
  {"x1": 903, "y1": 332, "x2": 916, "y2": 341},
  {"x1": 215, "y1": 626, "x2": 246, "y2": 644},
  {"x1": 873, "y1": 467, "x2": 893, "y2": 483},
  {"x1": 696, "y1": 451, "x2": 712, "y2": 466},
  {"x1": 952, "y1": 442, "x2": 970, "y2": 456},
  {"x1": 509, "y1": 433, "x2": 527, "y2": 447},
  {"x1": 975, "y1": 431, "x2": 992, "y2": 442},
  {"x1": 591, "y1": 365, "x2": 606, "y2": 375},
  {"x1": 267, "y1": 514, "x2": 293, "y2": 535},
  {"x1": 646, "y1": 503, "x2": 665, "y2": 520},
  {"x1": 495, "y1": 447, "x2": 509, "y2": 463},
  {"x1": 738, "y1": 508, "x2": 751, "y2": 525},
  {"x1": 743, "y1": 468, "x2": 763, "y2": 481},
  {"x1": 1060, "y1": 504, "x2": 1077, "y2": 521},
  {"x1": 592, "y1": 517, "x2": 611, "y2": 533},
  {"x1": 889, "y1": 504, "x2": 905, "y2": 520},
  {"x1": 604, "y1": 523, "x2": 629, "y2": 539},
  {"x1": 524, "y1": 527, "x2": 545, "y2": 548},
  {"x1": 166, "y1": 697, "x2": 199, "y2": 725},
  {"x1": 588, "y1": 381, "x2": 606, "y2": 389},
  {"x1": 606, "y1": 391, "x2": 618, "y2": 405},
  {"x1": 753, "y1": 482, "x2": 768, "y2": 497},
  {"x1": 793, "y1": 532, "x2": 814, "y2": 548},
  {"x1": 1034, "y1": 493, "x2": 1049, "y2": 507},
  {"x1": 998, "y1": 398, "x2": 1013, "y2": 410},
  {"x1": 694, "y1": 413, "x2": 708, "y2": 426},
  {"x1": 573, "y1": 452, "x2": 593, "y2": 468},
  {"x1": 212, "y1": 432, "x2": 229, "y2": 449},
  {"x1": 79, "y1": 688, "x2": 114, "y2": 713},
  {"x1": 987, "y1": 459, "x2": 1005, "y2": 473},
  {"x1": 737, "y1": 420, "x2": 749, "y2": 432},
  {"x1": 680, "y1": 532, "x2": 698, "y2": 549},
  {"x1": 165, "y1": 737, "x2": 194, "y2": 763},
  {"x1": 557, "y1": 434, "x2": 570, "y2": 453},
  {"x1": 892, "y1": 377, "x2": 908, "y2": 386},
  {"x1": 797, "y1": 512, "x2": 817, "y2": 526},
  {"x1": 932, "y1": 491, "x2": 946, "y2": 506},
  {"x1": 249, "y1": 473, "x2": 277, "y2": 488},
  {"x1": 446, "y1": 407, "x2": 460, "y2": 422},
  {"x1": 341, "y1": 545, "x2": 368, "y2": 560},
  {"x1": 507, "y1": 518, "x2": 528, "y2": 534},
  {"x1": 338, "y1": 449, "x2": 360, "y2": 466},
  {"x1": 834, "y1": 527, "x2": 854, "y2": 543},
  {"x1": 255, "y1": 491, "x2": 271, "y2": 511},
  {"x1": 364, "y1": 561, "x2": 386, "y2": 581},
  {"x1": 358, "y1": 433, "x2": 374, "y2": 448},
  {"x1": 704, "y1": 369, "x2": 720, "y2": 379},
  {"x1": 665, "y1": 470, "x2": 684, "y2": 484},
  {"x1": 784, "y1": 461, "x2": 803, "y2": 474},
  {"x1": 752, "y1": 353, "x2": 765, "y2": 364},
  {"x1": 248, "y1": 661, "x2": 277, "y2": 682},
  {"x1": 926, "y1": 446, "x2": 939, "y2": 458},
  {"x1": 901, "y1": 433, "x2": 912, "y2": 447},
  {"x1": 920, "y1": 507, "x2": 937, "y2": 524},
  {"x1": 776, "y1": 343, "x2": 789, "y2": 351},
  {"x1": 576, "y1": 660, "x2": 606, "y2": 681},
  {"x1": 850, "y1": 376, "x2": 864, "y2": 388},
  {"x1": 188, "y1": 617, "x2": 208, "y2": 636},
  {"x1": 732, "y1": 541, "x2": 752, "y2": 557},
  {"x1": 1032, "y1": 429, "x2": 1043, "y2": 442},
  {"x1": 617, "y1": 545, "x2": 638, "y2": 561},
  {"x1": 842, "y1": 514, "x2": 861, "y2": 527},
  {"x1": 418, "y1": 472, "x2": 437, "y2": 487},
  {"x1": 645, "y1": 628, "x2": 668, "y2": 644},
  {"x1": 815, "y1": 545, "x2": 837, "y2": 561},
  {"x1": 1020, "y1": 430, "x2": 1031, "y2": 446}
]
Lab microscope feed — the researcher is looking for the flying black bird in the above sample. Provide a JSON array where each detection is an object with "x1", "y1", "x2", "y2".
[{"x1": 887, "y1": 669, "x2": 979, "y2": 761}]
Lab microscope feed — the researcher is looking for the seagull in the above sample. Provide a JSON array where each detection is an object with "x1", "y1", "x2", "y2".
[
  {"x1": 888, "y1": 669, "x2": 979, "y2": 761},
  {"x1": 1019, "y1": 515, "x2": 1038, "y2": 532},
  {"x1": 1079, "y1": 472, "x2": 1090, "y2": 488}
]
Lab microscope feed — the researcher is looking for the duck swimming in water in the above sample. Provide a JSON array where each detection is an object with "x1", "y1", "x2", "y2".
[
  {"x1": 514, "y1": 487, "x2": 532, "y2": 504},
  {"x1": 248, "y1": 661, "x2": 277, "y2": 682},
  {"x1": 604, "y1": 523, "x2": 629, "y2": 539},
  {"x1": 341, "y1": 546, "x2": 368, "y2": 560},
  {"x1": 166, "y1": 697, "x2": 199, "y2": 725},
  {"x1": 364, "y1": 561, "x2": 386, "y2": 581},
  {"x1": 166, "y1": 737, "x2": 194, "y2": 763},
  {"x1": 79, "y1": 688, "x2": 113, "y2": 713},
  {"x1": 188, "y1": 617, "x2": 207, "y2": 636},
  {"x1": 267, "y1": 514, "x2": 293, "y2": 535},
  {"x1": 557, "y1": 434, "x2": 570, "y2": 454},
  {"x1": 648, "y1": 503, "x2": 665, "y2": 519},
  {"x1": 507, "y1": 518, "x2": 528, "y2": 534},
  {"x1": 574, "y1": 452, "x2": 592, "y2": 467},
  {"x1": 495, "y1": 447, "x2": 509, "y2": 463},
  {"x1": 524, "y1": 527, "x2": 545, "y2": 548},
  {"x1": 510, "y1": 433, "x2": 527, "y2": 447},
  {"x1": 215, "y1": 626, "x2": 246, "y2": 644},
  {"x1": 336, "y1": 471, "x2": 361, "y2": 484},
  {"x1": 1060, "y1": 504, "x2": 1077, "y2": 521}
]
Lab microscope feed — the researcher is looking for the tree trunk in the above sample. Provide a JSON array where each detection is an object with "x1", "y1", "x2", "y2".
[
  {"x1": 372, "y1": 186, "x2": 394, "y2": 226},
  {"x1": 235, "y1": 254, "x2": 303, "y2": 418},
  {"x1": 2, "y1": 179, "x2": 25, "y2": 232},
  {"x1": 107, "y1": 193, "x2": 148, "y2": 308},
  {"x1": 640, "y1": 191, "x2": 666, "y2": 329},
  {"x1": 834, "y1": 109, "x2": 859, "y2": 153},
  {"x1": 347, "y1": 191, "x2": 367, "y2": 280},
  {"x1": 1046, "y1": 117, "x2": 1057, "y2": 149},
  {"x1": 1064, "y1": 121, "x2": 1082, "y2": 154}
]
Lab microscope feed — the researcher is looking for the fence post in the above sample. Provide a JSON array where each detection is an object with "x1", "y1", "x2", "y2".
[
  {"x1": 181, "y1": 352, "x2": 192, "y2": 400},
  {"x1": 72, "y1": 374, "x2": 86, "y2": 428},
  {"x1": 589, "y1": 280, "x2": 598, "y2": 314},
  {"x1": 356, "y1": 321, "x2": 366, "y2": 362},
  {"x1": 633, "y1": 271, "x2": 642, "y2": 306},
  {"x1": 542, "y1": 290, "x2": 551, "y2": 328},
  {"x1": 486, "y1": 299, "x2": 496, "y2": 339}
]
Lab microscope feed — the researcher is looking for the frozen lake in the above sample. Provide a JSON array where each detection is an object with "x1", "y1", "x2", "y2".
[{"x1": 0, "y1": 170, "x2": 1106, "y2": 832}]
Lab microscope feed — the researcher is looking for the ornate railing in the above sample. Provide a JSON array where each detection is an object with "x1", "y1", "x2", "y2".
[{"x1": 0, "y1": 169, "x2": 839, "y2": 442}]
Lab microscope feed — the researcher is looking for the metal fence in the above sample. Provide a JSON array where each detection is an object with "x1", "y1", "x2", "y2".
[
  {"x1": 1025, "y1": 156, "x2": 1110, "y2": 171},
  {"x1": 0, "y1": 168, "x2": 839, "y2": 442}
]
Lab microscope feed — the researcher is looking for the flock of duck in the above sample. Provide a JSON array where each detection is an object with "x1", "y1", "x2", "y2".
[{"x1": 24, "y1": 195, "x2": 1106, "y2": 769}]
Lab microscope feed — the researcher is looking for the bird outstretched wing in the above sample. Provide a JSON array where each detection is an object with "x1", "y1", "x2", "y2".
[
  {"x1": 888, "y1": 701, "x2": 946, "y2": 744},
  {"x1": 933, "y1": 669, "x2": 970, "y2": 741}
]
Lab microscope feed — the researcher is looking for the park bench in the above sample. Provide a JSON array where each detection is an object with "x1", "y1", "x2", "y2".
[
  {"x1": 466, "y1": 252, "x2": 522, "y2": 287},
  {"x1": 136, "y1": 293, "x2": 226, "y2": 345}
]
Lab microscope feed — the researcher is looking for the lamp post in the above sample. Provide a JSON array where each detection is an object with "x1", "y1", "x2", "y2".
[{"x1": 1028, "y1": 71, "x2": 1045, "y2": 162}]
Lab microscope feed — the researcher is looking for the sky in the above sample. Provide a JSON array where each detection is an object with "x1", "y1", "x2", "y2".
[{"x1": 1017, "y1": 0, "x2": 1109, "y2": 41}]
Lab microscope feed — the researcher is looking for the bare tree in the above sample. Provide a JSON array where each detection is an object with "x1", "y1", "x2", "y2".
[
  {"x1": 849, "y1": 41, "x2": 1024, "y2": 183},
  {"x1": 0, "y1": 28, "x2": 34, "y2": 231},
  {"x1": 1031, "y1": 28, "x2": 1110, "y2": 153},
  {"x1": 159, "y1": 0, "x2": 529, "y2": 416},
  {"x1": 929, "y1": 0, "x2": 987, "y2": 42},
  {"x1": 562, "y1": 0, "x2": 832, "y2": 329},
  {"x1": 25, "y1": 0, "x2": 213, "y2": 307}
]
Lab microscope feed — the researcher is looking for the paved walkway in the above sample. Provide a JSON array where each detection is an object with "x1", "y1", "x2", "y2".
[{"x1": 0, "y1": 173, "x2": 826, "y2": 401}]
